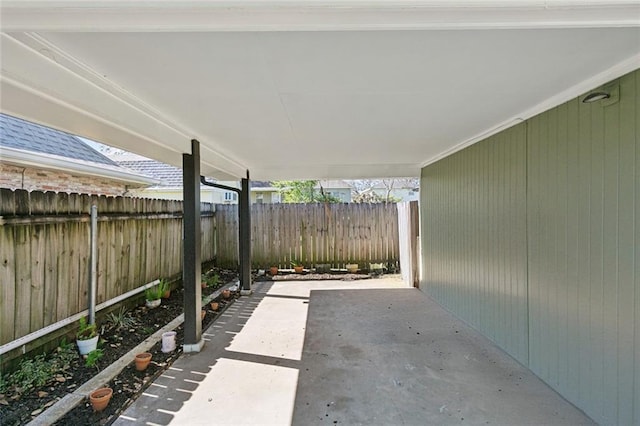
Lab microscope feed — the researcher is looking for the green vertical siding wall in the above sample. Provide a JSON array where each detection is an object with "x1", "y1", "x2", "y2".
[
  {"x1": 421, "y1": 124, "x2": 529, "y2": 363},
  {"x1": 527, "y1": 70, "x2": 639, "y2": 426},
  {"x1": 421, "y1": 69, "x2": 638, "y2": 425}
]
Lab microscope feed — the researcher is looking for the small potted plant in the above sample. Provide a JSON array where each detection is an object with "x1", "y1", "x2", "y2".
[
  {"x1": 210, "y1": 301, "x2": 219, "y2": 311},
  {"x1": 159, "y1": 278, "x2": 171, "y2": 299},
  {"x1": 346, "y1": 262, "x2": 359, "y2": 274},
  {"x1": 370, "y1": 263, "x2": 384, "y2": 275},
  {"x1": 291, "y1": 259, "x2": 304, "y2": 274},
  {"x1": 270, "y1": 266, "x2": 278, "y2": 276},
  {"x1": 222, "y1": 289, "x2": 231, "y2": 299},
  {"x1": 145, "y1": 285, "x2": 163, "y2": 309},
  {"x1": 89, "y1": 387, "x2": 113, "y2": 412},
  {"x1": 76, "y1": 317, "x2": 99, "y2": 355},
  {"x1": 315, "y1": 264, "x2": 331, "y2": 274}
]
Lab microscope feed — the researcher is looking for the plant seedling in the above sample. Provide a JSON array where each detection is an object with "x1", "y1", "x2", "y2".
[{"x1": 77, "y1": 317, "x2": 97, "y2": 341}]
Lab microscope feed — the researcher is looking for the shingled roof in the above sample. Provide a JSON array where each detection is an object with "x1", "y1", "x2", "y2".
[
  {"x1": 117, "y1": 159, "x2": 183, "y2": 188},
  {"x1": 0, "y1": 114, "x2": 117, "y2": 166}
]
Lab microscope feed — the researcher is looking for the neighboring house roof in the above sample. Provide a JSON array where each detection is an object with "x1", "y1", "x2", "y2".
[
  {"x1": 117, "y1": 159, "x2": 183, "y2": 188},
  {"x1": 0, "y1": 114, "x2": 158, "y2": 186},
  {"x1": 251, "y1": 181, "x2": 274, "y2": 188},
  {"x1": 0, "y1": 114, "x2": 117, "y2": 166}
]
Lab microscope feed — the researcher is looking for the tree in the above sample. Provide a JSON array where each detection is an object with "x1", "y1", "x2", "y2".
[
  {"x1": 273, "y1": 180, "x2": 339, "y2": 203},
  {"x1": 346, "y1": 179, "x2": 408, "y2": 203}
]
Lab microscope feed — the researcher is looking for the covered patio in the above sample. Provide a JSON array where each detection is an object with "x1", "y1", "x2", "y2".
[
  {"x1": 2, "y1": 2, "x2": 638, "y2": 424},
  {"x1": 113, "y1": 278, "x2": 592, "y2": 425}
]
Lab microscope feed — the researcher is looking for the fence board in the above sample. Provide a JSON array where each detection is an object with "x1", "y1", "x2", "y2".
[
  {"x1": 69, "y1": 222, "x2": 82, "y2": 314},
  {"x1": 51, "y1": 224, "x2": 69, "y2": 318},
  {"x1": 43, "y1": 224, "x2": 59, "y2": 326},
  {"x1": 14, "y1": 226, "x2": 31, "y2": 338},
  {"x1": 0, "y1": 226, "x2": 16, "y2": 343},
  {"x1": 29, "y1": 225, "x2": 46, "y2": 332},
  {"x1": 0, "y1": 188, "x2": 15, "y2": 215}
]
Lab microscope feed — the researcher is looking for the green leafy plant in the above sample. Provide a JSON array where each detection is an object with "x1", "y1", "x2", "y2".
[
  {"x1": 202, "y1": 273, "x2": 219, "y2": 288},
  {"x1": 58, "y1": 338, "x2": 73, "y2": 351},
  {"x1": 84, "y1": 349, "x2": 104, "y2": 368},
  {"x1": 290, "y1": 259, "x2": 303, "y2": 267},
  {"x1": 106, "y1": 307, "x2": 137, "y2": 330},
  {"x1": 158, "y1": 278, "x2": 170, "y2": 295},
  {"x1": 0, "y1": 339, "x2": 80, "y2": 394},
  {"x1": 76, "y1": 317, "x2": 98, "y2": 341},
  {"x1": 53, "y1": 340, "x2": 78, "y2": 371},
  {"x1": 145, "y1": 285, "x2": 163, "y2": 301},
  {"x1": 7, "y1": 353, "x2": 53, "y2": 392}
]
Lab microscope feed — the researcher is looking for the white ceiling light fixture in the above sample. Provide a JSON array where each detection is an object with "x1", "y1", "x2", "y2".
[{"x1": 582, "y1": 91, "x2": 611, "y2": 103}]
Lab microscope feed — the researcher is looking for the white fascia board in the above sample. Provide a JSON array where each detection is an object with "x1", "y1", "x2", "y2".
[
  {"x1": 0, "y1": 33, "x2": 247, "y2": 180},
  {"x1": 1, "y1": 1, "x2": 639, "y2": 32},
  {"x1": 0, "y1": 146, "x2": 160, "y2": 186},
  {"x1": 421, "y1": 53, "x2": 640, "y2": 168}
]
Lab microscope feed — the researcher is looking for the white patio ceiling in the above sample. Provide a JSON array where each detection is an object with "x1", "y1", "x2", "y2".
[{"x1": 1, "y1": 1, "x2": 639, "y2": 181}]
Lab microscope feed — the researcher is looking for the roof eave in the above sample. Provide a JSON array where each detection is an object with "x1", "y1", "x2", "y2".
[{"x1": 0, "y1": 146, "x2": 160, "y2": 187}]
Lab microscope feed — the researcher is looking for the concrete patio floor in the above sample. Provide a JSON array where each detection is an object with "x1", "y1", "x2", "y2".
[{"x1": 113, "y1": 277, "x2": 593, "y2": 426}]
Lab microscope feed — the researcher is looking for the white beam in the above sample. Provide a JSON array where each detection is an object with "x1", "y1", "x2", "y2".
[{"x1": 1, "y1": 1, "x2": 639, "y2": 32}]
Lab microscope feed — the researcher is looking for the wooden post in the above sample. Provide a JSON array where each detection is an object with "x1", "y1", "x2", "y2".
[
  {"x1": 239, "y1": 174, "x2": 252, "y2": 293},
  {"x1": 182, "y1": 140, "x2": 203, "y2": 353}
]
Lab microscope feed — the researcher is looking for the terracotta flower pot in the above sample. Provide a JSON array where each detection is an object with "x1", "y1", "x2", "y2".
[
  {"x1": 294, "y1": 265, "x2": 304, "y2": 273},
  {"x1": 222, "y1": 289, "x2": 231, "y2": 299},
  {"x1": 162, "y1": 290, "x2": 171, "y2": 299},
  {"x1": 210, "y1": 301, "x2": 219, "y2": 311},
  {"x1": 270, "y1": 266, "x2": 278, "y2": 276},
  {"x1": 89, "y1": 387, "x2": 113, "y2": 412},
  {"x1": 201, "y1": 281, "x2": 207, "y2": 289},
  {"x1": 201, "y1": 310, "x2": 206, "y2": 320},
  {"x1": 135, "y1": 352, "x2": 152, "y2": 371}
]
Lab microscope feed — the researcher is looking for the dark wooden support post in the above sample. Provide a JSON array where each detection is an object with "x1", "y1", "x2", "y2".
[
  {"x1": 183, "y1": 139, "x2": 203, "y2": 353},
  {"x1": 199, "y1": 171, "x2": 251, "y2": 294},
  {"x1": 239, "y1": 172, "x2": 252, "y2": 294}
]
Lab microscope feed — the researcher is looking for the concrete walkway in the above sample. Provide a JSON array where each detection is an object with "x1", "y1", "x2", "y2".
[{"x1": 113, "y1": 277, "x2": 593, "y2": 426}]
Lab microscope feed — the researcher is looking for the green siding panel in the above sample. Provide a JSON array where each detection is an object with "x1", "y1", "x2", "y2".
[
  {"x1": 527, "y1": 70, "x2": 638, "y2": 426},
  {"x1": 421, "y1": 68, "x2": 638, "y2": 425},
  {"x1": 421, "y1": 123, "x2": 529, "y2": 363}
]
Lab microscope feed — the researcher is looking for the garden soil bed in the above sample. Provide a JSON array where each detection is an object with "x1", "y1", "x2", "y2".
[
  {"x1": 270, "y1": 273, "x2": 373, "y2": 281},
  {"x1": 0, "y1": 267, "x2": 238, "y2": 426}
]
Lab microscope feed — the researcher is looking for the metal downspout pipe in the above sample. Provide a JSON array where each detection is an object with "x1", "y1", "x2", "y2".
[{"x1": 88, "y1": 204, "x2": 97, "y2": 325}]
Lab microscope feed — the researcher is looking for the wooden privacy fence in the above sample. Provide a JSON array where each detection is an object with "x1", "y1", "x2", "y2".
[
  {"x1": 216, "y1": 203, "x2": 399, "y2": 268},
  {"x1": 0, "y1": 189, "x2": 215, "y2": 347}
]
